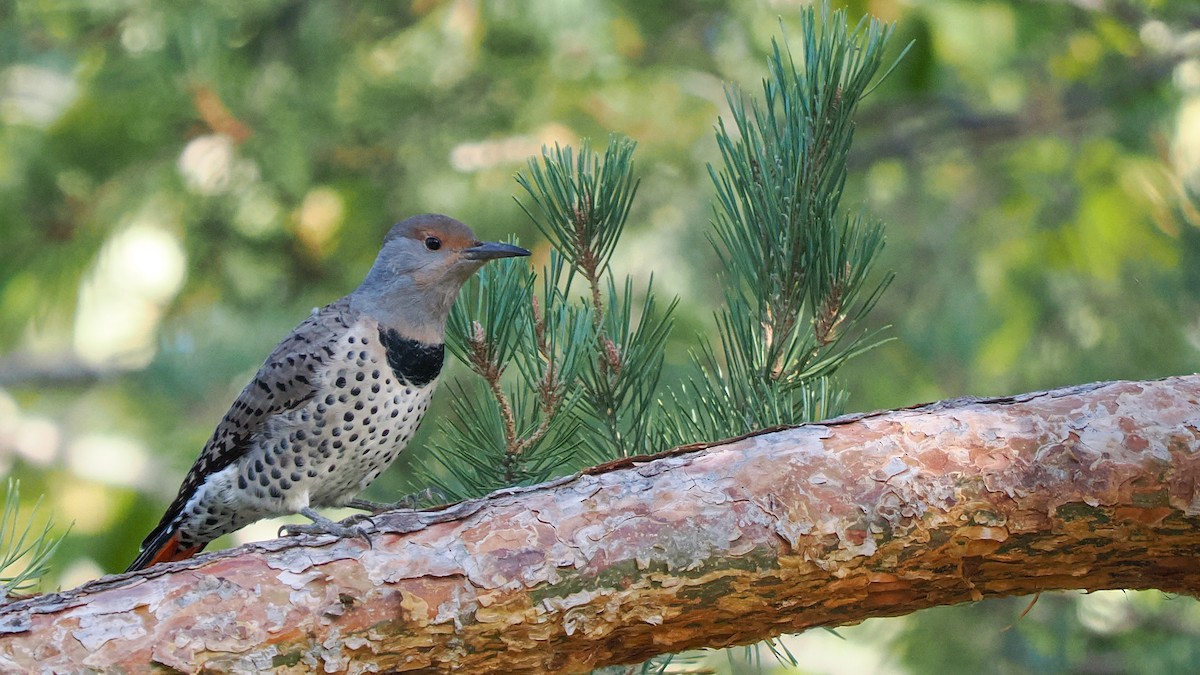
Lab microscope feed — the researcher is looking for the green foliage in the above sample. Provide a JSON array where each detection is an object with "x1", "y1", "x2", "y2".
[
  {"x1": 0, "y1": 480, "x2": 66, "y2": 599},
  {"x1": 516, "y1": 139, "x2": 677, "y2": 460},
  {"x1": 516, "y1": 140, "x2": 638, "y2": 308},
  {"x1": 579, "y1": 275, "x2": 675, "y2": 459},
  {"x1": 422, "y1": 253, "x2": 593, "y2": 500},
  {"x1": 425, "y1": 136, "x2": 678, "y2": 502}
]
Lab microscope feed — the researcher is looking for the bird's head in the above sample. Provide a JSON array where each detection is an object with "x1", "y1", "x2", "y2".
[{"x1": 352, "y1": 213, "x2": 530, "y2": 342}]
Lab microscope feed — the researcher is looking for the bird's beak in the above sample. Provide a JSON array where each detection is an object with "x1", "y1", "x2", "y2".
[{"x1": 462, "y1": 241, "x2": 531, "y2": 261}]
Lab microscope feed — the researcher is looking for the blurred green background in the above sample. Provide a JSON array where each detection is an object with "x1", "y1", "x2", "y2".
[{"x1": 2, "y1": 0, "x2": 1199, "y2": 672}]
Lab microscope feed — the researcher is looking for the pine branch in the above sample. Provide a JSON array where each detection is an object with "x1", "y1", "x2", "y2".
[{"x1": 5, "y1": 377, "x2": 1197, "y2": 672}]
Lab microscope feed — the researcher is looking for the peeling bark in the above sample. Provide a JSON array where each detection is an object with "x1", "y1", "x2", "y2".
[{"x1": 2, "y1": 376, "x2": 1199, "y2": 673}]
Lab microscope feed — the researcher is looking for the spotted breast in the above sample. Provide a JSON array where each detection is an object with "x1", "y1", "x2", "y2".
[{"x1": 171, "y1": 311, "x2": 442, "y2": 548}]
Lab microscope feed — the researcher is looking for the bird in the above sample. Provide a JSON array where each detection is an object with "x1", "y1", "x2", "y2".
[{"x1": 126, "y1": 214, "x2": 529, "y2": 572}]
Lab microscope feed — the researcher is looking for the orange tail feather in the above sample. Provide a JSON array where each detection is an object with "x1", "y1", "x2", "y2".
[{"x1": 126, "y1": 529, "x2": 202, "y2": 572}]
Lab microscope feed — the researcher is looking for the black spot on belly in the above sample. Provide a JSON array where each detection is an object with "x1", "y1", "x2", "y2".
[{"x1": 378, "y1": 328, "x2": 444, "y2": 387}]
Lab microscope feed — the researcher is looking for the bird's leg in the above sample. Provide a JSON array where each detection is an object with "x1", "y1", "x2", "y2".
[
  {"x1": 280, "y1": 507, "x2": 372, "y2": 547},
  {"x1": 346, "y1": 487, "x2": 446, "y2": 514}
]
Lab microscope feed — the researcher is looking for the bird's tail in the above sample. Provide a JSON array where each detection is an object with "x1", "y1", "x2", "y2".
[{"x1": 125, "y1": 523, "x2": 202, "y2": 572}]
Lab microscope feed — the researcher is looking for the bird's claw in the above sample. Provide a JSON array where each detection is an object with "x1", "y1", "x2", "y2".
[{"x1": 279, "y1": 519, "x2": 373, "y2": 548}]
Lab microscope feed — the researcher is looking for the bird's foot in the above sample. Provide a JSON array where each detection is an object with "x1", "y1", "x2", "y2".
[
  {"x1": 279, "y1": 507, "x2": 373, "y2": 547},
  {"x1": 346, "y1": 487, "x2": 447, "y2": 515}
]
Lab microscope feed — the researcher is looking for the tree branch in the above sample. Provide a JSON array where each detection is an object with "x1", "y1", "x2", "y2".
[{"x1": 2, "y1": 376, "x2": 1199, "y2": 673}]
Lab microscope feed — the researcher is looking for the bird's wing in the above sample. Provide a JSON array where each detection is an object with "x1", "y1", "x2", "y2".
[{"x1": 146, "y1": 298, "x2": 358, "y2": 537}]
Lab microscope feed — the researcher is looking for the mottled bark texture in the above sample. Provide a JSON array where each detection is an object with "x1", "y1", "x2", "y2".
[{"x1": 2, "y1": 376, "x2": 1199, "y2": 673}]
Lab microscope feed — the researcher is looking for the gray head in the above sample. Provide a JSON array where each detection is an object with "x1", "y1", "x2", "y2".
[{"x1": 350, "y1": 214, "x2": 529, "y2": 343}]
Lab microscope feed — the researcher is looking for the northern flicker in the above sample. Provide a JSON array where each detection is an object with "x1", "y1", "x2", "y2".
[{"x1": 126, "y1": 214, "x2": 529, "y2": 572}]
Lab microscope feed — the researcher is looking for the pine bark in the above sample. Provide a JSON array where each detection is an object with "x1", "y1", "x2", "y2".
[{"x1": 2, "y1": 376, "x2": 1198, "y2": 673}]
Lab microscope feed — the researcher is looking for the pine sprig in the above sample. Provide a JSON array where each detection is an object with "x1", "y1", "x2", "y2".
[
  {"x1": 672, "y1": 4, "x2": 898, "y2": 442},
  {"x1": 515, "y1": 137, "x2": 675, "y2": 461},
  {"x1": 1, "y1": 480, "x2": 67, "y2": 599},
  {"x1": 510, "y1": 253, "x2": 594, "y2": 453},
  {"x1": 515, "y1": 138, "x2": 639, "y2": 330},
  {"x1": 426, "y1": 254, "x2": 592, "y2": 500},
  {"x1": 445, "y1": 253, "x2": 532, "y2": 385},
  {"x1": 576, "y1": 276, "x2": 677, "y2": 461},
  {"x1": 423, "y1": 135, "x2": 674, "y2": 500}
]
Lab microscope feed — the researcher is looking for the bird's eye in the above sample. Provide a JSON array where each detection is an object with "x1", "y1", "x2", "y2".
[{"x1": 424, "y1": 236, "x2": 442, "y2": 251}]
